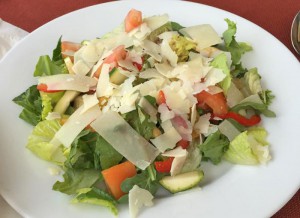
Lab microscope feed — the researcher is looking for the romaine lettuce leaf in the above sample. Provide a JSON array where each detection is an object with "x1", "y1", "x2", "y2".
[
  {"x1": 199, "y1": 130, "x2": 230, "y2": 165},
  {"x1": 12, "y1": 85, "x2": 42, "y2": 126},
  {"x1": 223, "y1": 19, "x2": 252, "y2": 65},
  {"x1": 244, "y1": 68, "x2": 262, "y2": 94},
  {"x1": 210, "y1": 53, "x2": 231, "y2": 94},
  {"x1": 34, "y1": 55, "x2": 67, "y2": 77},
  {"x1": 33, "y1": 36, "x2": 67, "y2": 77},
  {"x1": 41, "y1": 94, "x2": 53, "y2": 120},
  {"x1": 26, "y1": 119, "x2": 65, "y2": 164},
  {"x1": 224, "y1": 128, "x2": 271, "y2": 165},
  {"x1": 71, "y1": 187, "x2": 118, "y2": 216},
  {"x1": 52, "y1": 168, "x2": 100, "y2": 195},
  {"x1": 52, "y1": 36, "x2": 63, "y2": 62},
  {"x1": 40, "y1": 91, "x2": 65, "y2": 120}
]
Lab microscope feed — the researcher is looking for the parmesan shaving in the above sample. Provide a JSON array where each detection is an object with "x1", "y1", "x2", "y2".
[
  {"x1": 51, "y1": 105, "x2": 101, "y2": 148},
  {"x1": 91, "y1": 111, "x2": 160, "y2": 170},
  {"x1": 38, "y1": 74, "x2": 97, "y2": 92},
  {"x1": 150, "y1": 127, "x2": 181, "y2": 152}
]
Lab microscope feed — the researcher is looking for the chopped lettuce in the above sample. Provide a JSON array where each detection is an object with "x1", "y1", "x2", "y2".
[
  {"x1": 224, "y1": 127, "x2": 271, "y2": 165},
  {"x1": 210, "y1": 53, "x2": 231, "y2": 94},
  {"x1": 34, "y1": 36, "x2": 67, "y2": 77},
  {"x1": 40, "y1": 91, "x2": 65, "y2": 105},
  {"x1": 122, "y1": 106, "x2": 156, "y2": 140},
  {"x1": 148, "y1": 22, "x2": 173, "y2": 42},
  {"x1": 34, "y1": 55, "x2": 67, "y2": 77},
  {"x1": 199, "y1": 130, "x2": 230, "y2": 165},
  {"x1": 71, "y1": 187, "x2": 118, "y2": 216},
  {"x1": 169, "y1": 35, "x2": 196, "y2": 62},
  {"x1": 65, "y1": 130, "x2": 98, "y2": 170},
  {"x1": 96, "y1": 135, "x2": 123, "y2": 170},
  {"x1": 65, "y1": 130, "x2": 123, "y2": 170},
  {"x1": 223, "y1": 19, "x2": 252, "y2": 65},
  {"x1": 26, "y1": 119, "x2": 65, "y2": 164},
  {"x1": 40, "y1": 94, "x2": 53, "y2": 120},
  {"x1": 12, "y1": 85, "x2": 42, "y2": 125},
  {"x1": 259, "y1": 89, "x2": 275, "y2": 106},
  {"x1": 121, "y1": 170, "x2": 162, "y2": 196},
  {"x1": 52, "y1": 36, "x2": 63, "y2": 62},
  {"x1": 230, "y1": 62, "x2": 248, "y2": 78},
  {"x1": 148, "y1": 21, "x2": 184, "y2": 42},
  {"x1": 231, "y1": 94, "x2": 276, "y2": 117},
  {"x1": 181, "y1": 144, "x2": 202, "y2": 173},
  {"x1": 244, "y1": 68, "x2": 262, "y2": 94},
  {"x1": 52, "y1": 168, "x2": 100, "y2": 195},
  {"x1": 40, "y1": 91, "x2": 65, "y2": 120}
]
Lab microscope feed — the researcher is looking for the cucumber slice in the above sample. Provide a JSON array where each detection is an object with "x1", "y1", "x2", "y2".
[
  {"x1": 159, "y1": 170, "x2": 204, "y2": 194},
  {"x1": 109, "y1": 68, "x2": 127, "y2": 85},
  {"x1": 53, "y1": 90, "x2": 80, "y2": 114}
]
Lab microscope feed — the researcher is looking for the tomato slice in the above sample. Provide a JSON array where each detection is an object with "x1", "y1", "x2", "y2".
[
  {"x1": 154, "y1": 157, "x2": 174, "y2": 173},
  {"x1": 195, "y1": 90, "x2": 228, "y2": 116},
  {"x1": 157, "y1": 90, "x2": 166, "y2": 105},
  {"x1": 61, "y1": 41, "x2": 81, "y2": 62},
  {"x1": 133, "y1": 61, "x2": 143, "y2": 71},
  {"x1": 124, "y1": 9, "x2": 142, "y2": 32},
  {"x1": 94, "y1": 45, "x2": 127, "y2": 78},
  {"x1": 37, "y1": 84, "x2": 62, "y2": 93},
  {"x1": 177, "y1": 139, "x2": 189, "y2": 149}
]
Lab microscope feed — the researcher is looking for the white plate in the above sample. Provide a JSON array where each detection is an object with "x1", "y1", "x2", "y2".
[{"x1": 0, "y1": 1, "x2": 299, "y2": 218}]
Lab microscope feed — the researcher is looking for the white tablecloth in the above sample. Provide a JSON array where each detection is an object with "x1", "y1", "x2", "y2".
[{"x1": 0, "y1": 18, "x2": 28, "y2": 218}]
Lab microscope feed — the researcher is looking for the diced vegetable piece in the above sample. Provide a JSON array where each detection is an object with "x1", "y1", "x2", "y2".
[
  {"x1": 53, "y1": 90, "x2": 79, "y2": 114},
  {"x1": 159, "y1": 170, "x2": 204, "y2": 194},
  {"x1": 109, "y1": 68, "x2": 128, "y2": 85},
  {"x1": 125, "y1": 9, "x2": 143, "y2": 33},
  {"x1": 156, "y1": 90, "x2": 166, "y2": 105},
  {"x1": 61, "y1": 41, "x2": 81, "y2": 61},
  {"x1": 37, "y1": 84, "x2": 62, "y2": 93},
  {"x1": 177, "y1": 139, "x2": 189, "y2": 149},
  {"x1": 154, "y1": 157, "x2": 174, "y2": 173},
  {"x1": 94, "y1": 45, "x2": 127, "y2": 78},
  {"x1": 195, "y1": 90, "x2": 228, "y2": 116},
  {"x1": 102, "y1": 161, "x2": 137, "y2": 199}
]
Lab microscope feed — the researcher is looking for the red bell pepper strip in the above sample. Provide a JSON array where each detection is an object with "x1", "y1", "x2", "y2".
[
  {"x1": 154, "y1": 157, "x2": 174, "y2": 173},
  {"x1": 218, "y1": 111, "x2": 261, "y2": 127}
]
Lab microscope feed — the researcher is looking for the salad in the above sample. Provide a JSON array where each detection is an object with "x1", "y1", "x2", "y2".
[{"x1": 13, "y1": 9, "x2": 275, "y2": 218}]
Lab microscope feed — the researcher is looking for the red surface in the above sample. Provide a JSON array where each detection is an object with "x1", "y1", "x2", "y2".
[{"x1": 0, "y1": 0, "x2": 299, "y2": 217}]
